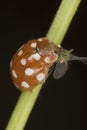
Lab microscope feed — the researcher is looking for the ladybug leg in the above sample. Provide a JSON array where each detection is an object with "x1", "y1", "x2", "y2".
[{"x1": 53, "y1": 62, "x2": 68, "y2": 79}]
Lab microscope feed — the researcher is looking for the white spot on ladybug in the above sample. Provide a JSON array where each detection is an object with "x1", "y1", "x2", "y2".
[
  {"x1": 25, "y1": 68, "x2": 34, "y2": 76},
  {"x1": 44, "y1": 57, "x2": 51, "y2": 63},
  {"x1": 28, "y1": 53, "x2": 41, "y2": 61},
  {"x1": 21, "y1": 81, "x2": 30, "y2": 88},
  {"x1": 12, "y1": 70, "x2": 18, "y2": 78},
  {"x1": 38, "y1": 38, "x2": 43, "y2": 42},
  {"x1": 31, "y1": 42, "x2": 37, "y2": 48},
  {"x1": 45, "y1": 54, "x2": 58, "y2": 64},
  {"x1": 36, "y1": 73, "x2": 45, "y2": 81},
  {"x1": 18, "y1": 50, "x2": 23, "y2": 56},
  {"x1": 20, "y1": 58, "x2": 27, "y2": 65},
  {"x1": 33, "y1": 53, "x2": 41, "y2": 60},
  {"x1": 58, "y1": 44, "x2": 61, "y2": 48}
]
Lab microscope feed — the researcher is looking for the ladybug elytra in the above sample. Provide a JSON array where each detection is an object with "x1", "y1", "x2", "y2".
[{"x1": 10, "y1": 38, "x2": 61, "y2": 91}]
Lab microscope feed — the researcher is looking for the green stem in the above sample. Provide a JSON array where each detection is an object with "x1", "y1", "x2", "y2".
[
  {"x1": 6, "y1": 0, "x2": 81, "y2": 130},
  {"x1": 46, "y1": 0, "x2": 81, "y2": 45},
  {"x1": 6, "y1": 85, "x2": 42, "y2": 130}
]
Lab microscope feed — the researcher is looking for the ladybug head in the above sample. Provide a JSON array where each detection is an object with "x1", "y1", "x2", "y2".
[{"x1": 37, "y1": 38, "x2": 61, "y2": 64}]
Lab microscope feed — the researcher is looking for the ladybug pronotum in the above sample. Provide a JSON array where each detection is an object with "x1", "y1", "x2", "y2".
[{"x1": 10, "y1": 38, "x2": 61, "y2": 91}]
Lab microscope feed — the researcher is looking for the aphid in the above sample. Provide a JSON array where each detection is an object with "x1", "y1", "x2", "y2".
[
  {"x1": 10, "y1": 38, "x2": 61, "y2": 91},
  {"x1": 10, "y1": 38, "x2": 87, "y2": 91},
  {"x1": 53, "y1": 48, "x2": 87, "y2": 79}
]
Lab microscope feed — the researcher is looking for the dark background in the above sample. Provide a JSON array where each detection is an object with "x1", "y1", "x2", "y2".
[{"x1": 0, "y1": 0, "x2": 87, "y2": 130}]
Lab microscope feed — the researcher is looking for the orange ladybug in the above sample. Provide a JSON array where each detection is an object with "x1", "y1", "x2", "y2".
[
  {"x1": 10, "y1": 38, "x2": 61, "y2": 91},
  {"x1": 10, "y1": 37, "x2": 87, "y2": 91}
]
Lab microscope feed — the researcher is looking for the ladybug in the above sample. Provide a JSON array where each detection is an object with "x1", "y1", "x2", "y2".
[
  {"x1": 10, "y1": 38, "x2": 63, "y2": 91},
  {"x1": 10, "y1": 38, "x2": 87, "y2": 91}
]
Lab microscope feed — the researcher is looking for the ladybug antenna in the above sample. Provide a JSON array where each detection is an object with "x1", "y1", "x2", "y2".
[{"x1": 70, "y1": 54, "x2": 87, "y2": 64}]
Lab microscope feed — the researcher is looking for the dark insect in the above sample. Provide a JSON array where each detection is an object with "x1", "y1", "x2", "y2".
[
  {"x1": 53, "y1": 61, "x2": 68, "y2": 79},
  {"x1": 53, "y1": 49, "x2": 87, "y2": 79}
]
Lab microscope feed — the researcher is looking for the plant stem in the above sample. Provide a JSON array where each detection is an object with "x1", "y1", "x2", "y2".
[
  {"x1": 6, "y1": 85, "x2": 42, "y2": 130},
  {"x1": 46, "y1": 0, "x2": 81, "y2": 45},
  {"x1": 6, "y1": 0, "x2": 81, "y2": 130}
]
